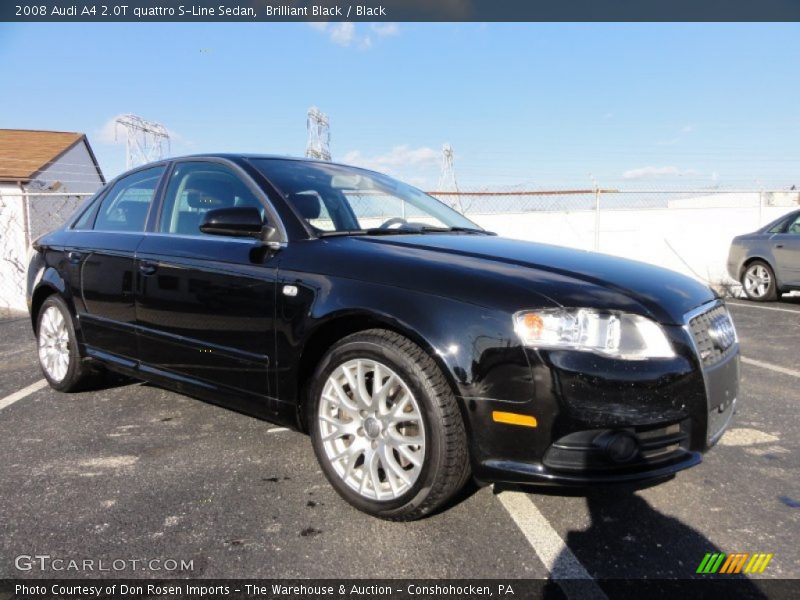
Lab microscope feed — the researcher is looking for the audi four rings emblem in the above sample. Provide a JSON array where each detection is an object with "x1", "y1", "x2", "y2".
[{"x1": 708, "y1": 314, "x2": 736, "y2": 351}]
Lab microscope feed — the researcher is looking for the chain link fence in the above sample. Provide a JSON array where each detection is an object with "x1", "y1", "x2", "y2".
[
  {"x1": 429, "y1": 186, "x2": 800, "y2": 294},
  {"x1": 429, "y1": 186, "x2": 800, "y2": 215},
  {"x1": 0, "y1": 191, "x2": 91, "y2": 317}
]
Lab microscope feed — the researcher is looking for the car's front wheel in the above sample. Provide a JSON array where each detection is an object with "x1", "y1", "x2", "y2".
[
  {"x1": 741, "y1": 260, "x2": 778, "y2": 301},
  {"x1": 36, "y1": 295, "x2": 95, "y2": 391},
  {"x1": 309, "y1": 329, "x2": 470, "y2": 520}
]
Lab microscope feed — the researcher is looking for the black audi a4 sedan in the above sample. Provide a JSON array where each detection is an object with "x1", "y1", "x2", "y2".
[{"x1": 27, "y1": 155, "x2": 740, "y2": 519}]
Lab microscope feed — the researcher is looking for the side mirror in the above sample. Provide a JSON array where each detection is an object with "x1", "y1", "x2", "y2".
[{"x1": 199, "y1": 207, "x2": 266, "y2": 238}]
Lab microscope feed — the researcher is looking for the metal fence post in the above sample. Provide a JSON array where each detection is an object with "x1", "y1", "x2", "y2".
[
  {"x1": 594, "y1": 187, "x2": 601, "y2": 251},
  {"x1": 21, "y1": 192, "x2": 31, "y2": 249}
]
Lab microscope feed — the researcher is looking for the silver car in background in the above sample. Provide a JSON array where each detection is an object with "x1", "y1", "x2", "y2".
[{"x1": 728, "y1": 209, "x2": 800, "y2": 301}]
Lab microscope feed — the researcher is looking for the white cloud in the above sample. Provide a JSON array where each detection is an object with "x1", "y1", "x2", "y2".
[
  {"x1": 329, "y1": 22, "x2": 355, "y2": 46},
  {"x1": 309, "y1": 22, "x2": 398, "y2": 48},
  {"x1": 681, "y1": 124, "x2": 694, "y2": 133},
  {"x1": 371, "y1": 23, "x2": 399, "y2": 37},
  {"x1": 342, "y1": 146, "x2": 439, "y2": 173},
  {"x1": 622, "y1": 166, "x2": 699, "y2": 180},
  {"x1": 97, "y1": 115, "x2": 126, "y2": 144}
]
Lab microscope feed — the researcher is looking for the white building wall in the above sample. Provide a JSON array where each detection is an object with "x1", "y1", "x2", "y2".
[
  {"x1": 1, "y1": 140, "x2": 104, "y2": 315},
  {"x1": 0, "y1": 183, "x2": 28, "y2": 315}
]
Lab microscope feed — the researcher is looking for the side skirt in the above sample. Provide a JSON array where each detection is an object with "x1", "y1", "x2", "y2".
[{"x1": 83, "y1": 345, "x2": 301, "y2": 431}]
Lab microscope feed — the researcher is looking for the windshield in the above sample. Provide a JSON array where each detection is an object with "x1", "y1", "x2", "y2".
[{"x1": 250, "y1": 158, "x2": 482, "y2": 235}]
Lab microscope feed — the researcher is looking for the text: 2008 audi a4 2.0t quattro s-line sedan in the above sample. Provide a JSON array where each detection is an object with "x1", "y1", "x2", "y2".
[{"x1": 27, "y1": 155, "x2": 740, "y2": 519}]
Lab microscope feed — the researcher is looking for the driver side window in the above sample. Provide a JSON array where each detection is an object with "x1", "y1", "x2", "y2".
[{"x1": 159, "y1": 162, "x2": 264, "y2": 236}]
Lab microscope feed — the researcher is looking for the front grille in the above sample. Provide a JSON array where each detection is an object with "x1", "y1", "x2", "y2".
[{"x1": 689, "y1": 304, "x2": 737, "y2": 367}]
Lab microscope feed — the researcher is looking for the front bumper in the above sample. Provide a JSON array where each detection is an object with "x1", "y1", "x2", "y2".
[
  {"x1": 479, "y1": 420, "x2": 703, "y2": 486},
  {"x1": 466, "y1": 300, "x2": 739, "y2": 487},
  {"x1": 481, "y1": 453, "x2": 702, "y2": 486}
]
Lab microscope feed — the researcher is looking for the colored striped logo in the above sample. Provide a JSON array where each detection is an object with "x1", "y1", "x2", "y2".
[{"x1": 696, "y1": 552, "x2": 773, "y2": 574}]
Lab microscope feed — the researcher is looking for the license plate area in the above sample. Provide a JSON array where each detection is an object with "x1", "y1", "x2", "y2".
[{"x1": 703, "y1": 352, "x2": 740, "y2": 446}]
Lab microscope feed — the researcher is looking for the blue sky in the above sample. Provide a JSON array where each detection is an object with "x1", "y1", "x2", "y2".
[{"x1": 1, "y1": 22, "x2": 798, "y2": 190}]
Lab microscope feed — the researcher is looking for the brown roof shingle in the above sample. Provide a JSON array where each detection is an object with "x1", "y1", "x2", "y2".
[{"x1": 0, "y1": 129, "x2": 100, "y2": 183}]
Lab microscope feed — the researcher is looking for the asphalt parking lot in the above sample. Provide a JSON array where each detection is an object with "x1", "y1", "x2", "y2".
[{"x1": 0, "y1": 297, "x2": 797, "y2": 593}]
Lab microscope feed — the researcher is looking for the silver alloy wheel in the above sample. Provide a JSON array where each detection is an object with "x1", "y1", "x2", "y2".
[
  {"x1": 38, "y1": 305, "x2": 70, "y2": 382},
  {"x1": 743, "y1": 264, "x2": 771, "y2": 298},
  {"x1": 318, "y1": 358, "x2": 426, "y2": 501}
]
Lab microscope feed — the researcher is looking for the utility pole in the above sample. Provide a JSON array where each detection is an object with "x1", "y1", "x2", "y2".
[
  {"x1": 437, "y1": 143, "x2": 464, "y2": 212},
  {"x1": 306, "y1": 107, "x2": 331, "y2": 161},
  {"x1": 115, "y1": 114, "x2": 170, "y2": 170}
]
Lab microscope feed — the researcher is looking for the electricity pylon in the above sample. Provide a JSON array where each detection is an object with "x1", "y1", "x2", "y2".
[
  {"x1": 437, "y1": 143, "x2": 464, "y2": 212},
  {"x1": 306, "y1": 107, "x2": 331, "y2": 161},
  {"x1": 115, "y1": 114, "x2": 170, "y2": 169}
]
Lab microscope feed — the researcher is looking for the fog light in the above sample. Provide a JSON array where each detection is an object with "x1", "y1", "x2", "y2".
[{"x1": 603, "y1": 431, "x2": 639, "y2": 463}]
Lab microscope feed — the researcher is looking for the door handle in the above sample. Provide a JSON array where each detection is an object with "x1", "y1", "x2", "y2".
[
  {"x1": 775, "y1": 244, "x2": 784, "y2": 249},
  {"x1": 138, "y1": 261, "x2": 158, "y2": 276},
  {"x1": 67, "y1": 251, "x2": 84, "y2": 264}
]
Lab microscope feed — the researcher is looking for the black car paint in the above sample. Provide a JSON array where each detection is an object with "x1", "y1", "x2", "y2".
[{"x1": 27, "y1": 154, "x2": 739, "y2": 487}]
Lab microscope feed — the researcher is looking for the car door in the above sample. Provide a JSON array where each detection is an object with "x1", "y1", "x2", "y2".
[
  {"x1": 772, "y1": 212, "x2": 800, "y2": 285},
  {"x1": 134, "y1": 160, "x2": 281, "y2": 400},
  {"x1": 75, "y1": 165, "x2": 166, "y2": 363}
]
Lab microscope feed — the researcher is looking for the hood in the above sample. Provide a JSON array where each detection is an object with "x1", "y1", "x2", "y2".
[{"x1": 349, "y1": 234, "x2": 716, "y2": 325}]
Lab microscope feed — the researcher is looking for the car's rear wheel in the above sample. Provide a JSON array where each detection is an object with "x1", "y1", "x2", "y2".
[
  {"x1": 37, "y1": 295, "x2": 95, "y2": 391},
  {"x1": 309, "y1": 329, "x2": 470, "y2": 520},
  {"x1": 741, "y1": 260, "x2": 778, "y2": 301}
]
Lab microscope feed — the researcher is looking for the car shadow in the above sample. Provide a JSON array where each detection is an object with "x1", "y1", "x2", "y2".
[
  {"x1": 77, "y1": 369, "x2": 140, "y2": 392},
  {"x1": 426, "y1": 478, "x2": 484, "y2": 517},
  {"x1": 496, "y1": 483, "x2": 773, "y2": 599}
]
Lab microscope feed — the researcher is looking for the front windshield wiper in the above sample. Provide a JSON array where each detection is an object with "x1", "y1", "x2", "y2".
[
  {"x1": 419, "y1": 226, "x2": 496, "y2": 235},
  {"x1": 316, "y1": 226, "x2": 495, "y2": 238},
  {"x1": 316, "y1": 228, "x2": 420, "y2": 238}
]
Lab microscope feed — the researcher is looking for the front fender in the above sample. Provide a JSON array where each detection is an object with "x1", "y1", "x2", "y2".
[{"x1": 276, "y1": 270, "x2": 535, "y2": 406}]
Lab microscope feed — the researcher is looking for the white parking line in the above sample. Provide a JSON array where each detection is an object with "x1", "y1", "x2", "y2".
[
  {"x1": 268, "y1": 427, "x2": 289, "y2": 434},
  {"x1": 0, "y1": 379, "x2": 48, "y2": 411},
  {"x1": 497, "y1": 491, "x2": 608, "y2": 599},
  {"x1": 741, "y1": 356, "x2": 800, "y2": 379},
  {"x1": 727, "y1": 301, "x2": 800, "y2": 315}
]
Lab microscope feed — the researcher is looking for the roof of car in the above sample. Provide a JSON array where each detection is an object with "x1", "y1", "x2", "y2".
[{"x1": 172, "y1": 153, "x2": 369, "y2": 171}]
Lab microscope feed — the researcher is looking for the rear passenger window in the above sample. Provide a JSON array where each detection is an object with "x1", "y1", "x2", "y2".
[
  {"x1": 787, "y1": 215, "x2": 800, "y2": 235},
  {"x1": 72, "y1": 191, "x2": 105, "y2": 230},
  {"x1": 93, "y1": 166, "x2": 165, "y2": 232},
  {"x1": 158, "y1": 162, "x2": 264, "y2": 236}
]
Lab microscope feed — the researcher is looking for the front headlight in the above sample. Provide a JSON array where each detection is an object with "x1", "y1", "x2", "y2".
[{"x1": 513, "y1": 308, "x2": 675, "y2": 360}]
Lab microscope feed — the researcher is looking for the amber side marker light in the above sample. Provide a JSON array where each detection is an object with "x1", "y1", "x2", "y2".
[{"x1": 492, "y1": 411, "x2": 538, "y2": 428}]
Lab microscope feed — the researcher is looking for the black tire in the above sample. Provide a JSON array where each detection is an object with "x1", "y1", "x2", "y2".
[
  {"x1": 308, "y1": 329, "x2": 470, "y2": 520},
  {"x1": 741, "y1": 260, "x2": 778, "y2": 302},
  {"x1": 36, "y1": 295, "x2": 98, "y2": 392}
]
